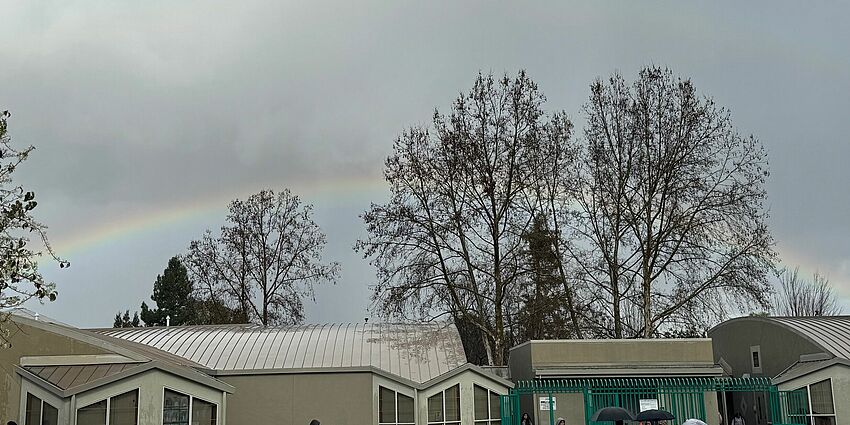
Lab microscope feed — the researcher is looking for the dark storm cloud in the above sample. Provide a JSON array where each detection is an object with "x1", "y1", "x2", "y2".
[{"x1": 2, "y1": 1, "x2": 849, "y2": 326}]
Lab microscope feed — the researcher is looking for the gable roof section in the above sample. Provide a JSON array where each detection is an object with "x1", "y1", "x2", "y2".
[
  {"x1": 95, "y1": 323, "x2": 468, "y2": 384},
  {"x1": 23, "y1": 363, "x2": 137, "y2": 391},
  {"x1": 773, "y1": 357, "x2": 850, "y2": 384},
  {"x1": 711, "y1": 316, "x2": 850, "y2": 359},
  {"x1": 9, "y1": 313, "x2": 233, "y2": 394}
]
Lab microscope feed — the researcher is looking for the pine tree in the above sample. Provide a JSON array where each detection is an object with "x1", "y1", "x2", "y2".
[
  {"x1": 112, "y1": 310, "x2": 140, "y2": 328},
  {"x1": 140, "y1": 256, "x2": 194, "y2": 326}
]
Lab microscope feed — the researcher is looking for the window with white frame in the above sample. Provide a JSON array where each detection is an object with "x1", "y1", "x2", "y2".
[
  {"x1": 76, "y1": 389, "x2": 139, "y2": 425},
  {"x1": 750, "y1": 345, "x2": 762, "y2": 373},
  {"x1": 25, "y1": 393, "x2": 58, "y2": 425},
  {"x1": 473, "y1": 385, "x2": 501, "y2": 425},
  {"x1": 378, "y1": 386, "x2": 414, "y2": 425},
  {"x1": 795, "y1": 379, "x2": 836, "y2": 425},
  {"x1": 427, "y1": 384, "x2": 460, "y2": 425},
  {"x1": 163, "y1": 389, "x2": 218, "y2": 425}
]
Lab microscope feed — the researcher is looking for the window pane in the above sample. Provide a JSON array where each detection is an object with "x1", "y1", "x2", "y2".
[
  {"x1": 490, "y1": 391, "x2": 500, "y2": 418},
  {"x1": 474, "y1": 386, "x2": 488, "y2": 420},
  {"x1": 163, "y1": 390, "x2": 190, "y2": 425},
  {"x1": 752, "y1": 351, "x2": 760, "y2": 368},
  {"x1": 445, "y1": 385, "x2": 460, "y2": 421},
  {"x1": 110, "y1": 390, "x2": 139, "y2": 425},
  {"x1": 77, "y1": 400, "x2": 107, "y2": 425},
  {"x1": 42, "y1": 402, "x2": 58, "y2": 425},
  {"x1": 813, "y1": 417, "x2": 835, "y2": 425},
  {"x1": 380, "y1": 387, "x2": 396, "y2": 423},
  {"x1": 428, "y1": 392, "x2": 444, "y2": 422},
  {"x1": 26, "y1": 393, "x2": 42, "y2": 425},
  {"x1": 810, "y1": 380, "x2": 834, "y2": 414},
  {"x1": 192, "y1": 398, "x2": 217, "y2": 425},
  {"x1": 398, "y1": 393, "x2": 414, "y2": 423}
]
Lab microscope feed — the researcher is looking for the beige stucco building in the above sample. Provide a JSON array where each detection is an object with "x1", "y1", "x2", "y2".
[
  {"x1": 1, "y1": 310, "x2": 511, "y2": 425},
  {"x1": 710, "y1": 316, "x2": 850, "y2": 425},
  {"x1": 508, "y1": 339, "x2": 724, "y2": 425}
]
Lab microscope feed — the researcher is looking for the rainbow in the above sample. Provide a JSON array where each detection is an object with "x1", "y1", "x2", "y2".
[
  {"x1": 774, "y1": 243, "x2": 850, "y2": 300},
  {"x1": 51, "y1": 172, "x2": 387, "y2": 258}
]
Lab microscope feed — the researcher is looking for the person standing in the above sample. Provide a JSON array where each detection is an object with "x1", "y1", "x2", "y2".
[
  {"x1": 521, "y1": 413, "x2": 534, "y2": 425},
  {"x1": 732, "y1": 413, "x2": 745, "y2": 425}
]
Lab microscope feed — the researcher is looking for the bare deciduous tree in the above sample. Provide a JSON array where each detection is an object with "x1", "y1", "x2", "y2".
[
  {"x1": 357, "y1": 72, "x2": 578, "y2": 365},
  {"x1": 185, "y1": 189, "x2": 339, "y2": 326},
  {"x1": 573, "y1": 67, "x2": 776, "y2": 337},
  {"x1": 774, "y1": 267, "x2": 841, "y2": 316}
]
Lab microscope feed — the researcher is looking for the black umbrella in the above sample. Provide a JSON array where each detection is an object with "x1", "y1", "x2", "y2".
[
  {"x1": 592, "y1": 407, "x2": 636, "y2": 423},
  {"x1": 635, "y1": 409, "x2": 675, "y2": 423}
]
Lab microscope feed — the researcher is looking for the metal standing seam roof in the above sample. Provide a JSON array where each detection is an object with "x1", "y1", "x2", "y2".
[
  {"x1": 764, "y1": 316, "x2": 850, "y2": 359},
  {"x1": 23, "y1": 364, "x2": 137, "y2": 391},
  {"x1": 95, "y1": 323, "x2": 468, "y2": 384}
]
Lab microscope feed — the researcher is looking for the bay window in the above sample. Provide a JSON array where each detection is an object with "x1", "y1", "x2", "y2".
[
  {"x1": 378, "y1": 386, "x2": 414, "y2": 425},
  {"x1": 427, "y1": 384, "x2": 460, "y2": 425},
  {"x1": 474, "y1": 385, "x2": 501, "y2": 425},
  {"x1": 76, "y1": 389, "x2": 138, "y2": 425},
  {"x1": 794, "y1": 379, "x2": 836, "y2": 425},
  {"x1": 164, "y1": 389, "x2": 218, "y2": 425},
  {"x1": 25, "y1": 393, "x2": 59, "y2": 425}
]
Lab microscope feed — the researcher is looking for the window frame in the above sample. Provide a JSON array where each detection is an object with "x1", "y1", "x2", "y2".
[
  {"x1": 161, "y1": 386, "x2": 220, "y2": 425},
  {"x1": 378, "y1": 385, "x2": 415, "y2": 425},
  {"x1": 795, "y1": 378, "x2": 836, "y2": 425},
  {"x1": 473, "y1": 384, "x2": 502, "y2": 425},
  {"x1": 75, "y1": 387, "x2": 140, "y2": 425},
  {"x1": 749, "y1": 345, "x2": 762, "y2": 373},
  {"x1": 24, "y1": 392, "x2": 59, "y2": 425},
  {"x1": 427, "y1": 384, "x2": 461, "y2": 425}
]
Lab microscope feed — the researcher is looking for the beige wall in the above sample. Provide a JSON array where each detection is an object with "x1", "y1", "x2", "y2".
[
  {"x1": 73, "y1": 369, "x2": 226, "y2": 425},
  {"x1": 777, "y1": 364, "x2": 849, "y2": 425},
  {"x1": 224, "y1": 369, "x2": 511, "y2": 425},
  {"x1": 1, "y1": 320, "x2": 110, "y2": 422},
  {"x1": 14, "y1": 368, "x2": 226, "y2": 425},
  {"x1": 527, "y1": 339, "x2": 715, "y2": 366},
  {"x1": 221, "y1": 372, "x2": 374, "y2": 425},
  {"x1": 709, "y1": 320, "x2": 823, "y2": 379},
  {"x1": 417, "y1": 369, "x2": 511, "y2": 425}
]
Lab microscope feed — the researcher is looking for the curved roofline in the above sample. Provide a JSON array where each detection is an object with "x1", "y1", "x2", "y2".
[{"x1": 708, "y1": 316, "x2": 847, "y2": 358}]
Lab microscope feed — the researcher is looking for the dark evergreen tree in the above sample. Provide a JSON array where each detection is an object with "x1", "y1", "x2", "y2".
[
  {"x1": 140, "y1": 256, "x2": 194, "y2": 326},
  {"x1": 112, "y1": 310, "x2": 140, "y2": 328},
  {"x1": 514, "y1": 215, "x2": 574, "y2": 342}
]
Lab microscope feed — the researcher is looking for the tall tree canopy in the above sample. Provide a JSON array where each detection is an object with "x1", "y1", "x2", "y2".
[
  {"x1": 185, "y1": 189, "x2": 339, "y2": 326},
  {"x1": 0, "y1": 110, "x2": 68, "y2": 348},
  {"x1": 573, "y1": 67, "x2": 776, "y2": 337},
  {"x1": 357, "y1": 72, "x2": 578, "y2": 365},
  {"x1": 140, "y1": 256, "x2": 194, "y2": 326},
  {"x1": 359, "y1": 68, "x2": 776, "y2": 364}
]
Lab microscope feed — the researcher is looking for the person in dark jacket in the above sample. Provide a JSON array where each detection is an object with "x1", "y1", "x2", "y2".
[{"x1": 521, "y1": 413, "x2": 534, "y2": 425}]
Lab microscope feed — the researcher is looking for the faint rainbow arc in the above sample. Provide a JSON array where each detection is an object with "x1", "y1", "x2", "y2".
[{"x1": 52, "y1": 173, "x2": 387, "y2": 258}]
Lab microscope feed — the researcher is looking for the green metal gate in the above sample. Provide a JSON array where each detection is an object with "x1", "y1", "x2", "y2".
[{"x1": 500, "y1": 377, "x2": 808, "y2": 425}]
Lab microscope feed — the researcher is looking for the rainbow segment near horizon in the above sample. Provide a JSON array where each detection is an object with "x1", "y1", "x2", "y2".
[
  {"x1": 43, "y1": 175, "x2": 850, "y2": 302},
  {"x1": 50, "y1": 174, "x2": 387, "y2": 259}
]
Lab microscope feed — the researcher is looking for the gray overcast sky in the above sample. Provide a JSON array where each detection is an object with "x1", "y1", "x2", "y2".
[{"x1": 3, "y1": 1, "x2": 849, "y2": 327}]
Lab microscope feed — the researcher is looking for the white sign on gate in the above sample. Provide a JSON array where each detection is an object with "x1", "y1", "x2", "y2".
[
  {"x1": 539, "y1": 396, "x2": 557, "y2": 411},
  {"x1": 640, "y1": 399, "x2": 659, "y2": 412}
]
